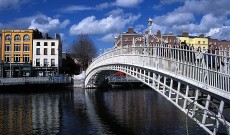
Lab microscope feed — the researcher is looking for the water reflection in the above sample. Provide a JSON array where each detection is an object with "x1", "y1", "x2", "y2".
[{"x1": 0, "y1": 88, "x2": 207, "y2": 135}]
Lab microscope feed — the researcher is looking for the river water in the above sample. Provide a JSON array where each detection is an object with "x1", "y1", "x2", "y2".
[{"x1": 0, "y1": 87, "x2": 208, "y2": 135}]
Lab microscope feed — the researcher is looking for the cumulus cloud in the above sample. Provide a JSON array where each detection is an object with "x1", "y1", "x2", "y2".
[
  {"x1": 206, "y1": 27, "x2": 230, "y2": 40},
  {"x1": 154, "y1": 12, "x2": 194, "y2": 26},
  {"x1": 69, "y1": 13, "x2": 141, "y2": 35},
  {"x1": 151, "y1": 0, "x2": 230, "y2": 40},
  {"x1": 0, "y1": 0, "x2": 29, "y2": 10},
  {"x1": 29, "y1": 16, "x2": 70, "y2": 33}
]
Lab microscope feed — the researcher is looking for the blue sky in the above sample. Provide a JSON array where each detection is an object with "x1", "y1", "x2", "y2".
[{"x1": 0, "y1": 0, "x2": 230, "y2": 54}]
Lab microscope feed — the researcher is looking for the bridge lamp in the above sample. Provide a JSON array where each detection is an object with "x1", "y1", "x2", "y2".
[{"x1": 147, "y1": 18, "x2": 153, "y2": 35}]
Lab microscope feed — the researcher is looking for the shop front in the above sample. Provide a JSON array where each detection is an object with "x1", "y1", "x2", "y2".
[
  {"x1": 2, "y1": 63, "x2": 32, "y2": 78},
  {"x1": 32, "y1": 67, "x2": 58, "y2": 77}
]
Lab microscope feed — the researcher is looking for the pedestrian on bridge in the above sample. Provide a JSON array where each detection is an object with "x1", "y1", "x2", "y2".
[
  {"x1": 195, "y1": 46, "x2": 204, "y2": 66},
  {"x1": 205, "y1": 44, "x2": 219, "y2": 70}
]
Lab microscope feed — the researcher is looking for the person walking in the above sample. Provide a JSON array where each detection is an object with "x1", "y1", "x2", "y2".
[{"x1": 195, "y1": 46, "x2": 203, "y2": 66}]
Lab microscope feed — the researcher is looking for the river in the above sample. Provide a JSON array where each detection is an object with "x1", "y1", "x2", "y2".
[{"x1": 0, "y1": 87, "x2": 208, "y2": 135}]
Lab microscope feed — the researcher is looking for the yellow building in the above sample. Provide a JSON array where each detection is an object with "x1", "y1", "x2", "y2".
[
  {"x1": 178, "y1": 33, "x2": 208, "y2": 49},
  {"x1": 193, "y1": 36, "x2": 208, "y2": 49},
  {"x1": 1, "y1": 29, "x2": 42, "y2": 77}
]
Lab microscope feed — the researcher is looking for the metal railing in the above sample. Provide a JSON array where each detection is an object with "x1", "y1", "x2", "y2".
[
  {"x1": 86, "y1": 45, "x2": 230, "y2": 93},
  {"x1": 0, "y1": 76, "x2": 72, "y2": 85}
]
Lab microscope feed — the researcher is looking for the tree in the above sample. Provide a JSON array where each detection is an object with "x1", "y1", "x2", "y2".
[{"x1": 71, "y1": 34, "x2": 97, "y2": 70}]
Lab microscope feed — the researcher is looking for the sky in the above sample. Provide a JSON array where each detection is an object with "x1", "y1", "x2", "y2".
[{"x1": 0, "y1": 0, "x2": 230, "y2": 54}]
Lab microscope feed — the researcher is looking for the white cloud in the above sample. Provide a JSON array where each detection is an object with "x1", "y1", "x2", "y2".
[
  {"x1": 113, "y1": 0, "x2": 144, "y2": 7},
  {"x1": 60, "y1": 0, "x2": 143, "y2": 14},
  {"x1": 0, "y1": 0, "x2": 29, "y2": 10},
  {"x1": 107, "y1": 8, "x2": 124, "y2": 16},
  {"x1": 100, "y1": 33, "x2": 117, "y2": 42},
  {"x1": 59, "y1": 5, "x2": 93, "y2": 13},
  {"x1": 154, "y1": 12, "x2": 194, "y2": 26},
  {"x1": 95, "y1": 2, "x2": 110, "y2": 10},
  {"x1": 70, "y1": 13, "x2": 141, "y2": 35},
  {"x1": 29, "y1": 16, "x2": 70, "y2": 33},
  {"x1": 151, "y1": 0, "x2": 230, "y2": 41},
  {"x1": 206, "y1": 27, "x2": 230, "y2": 40}
]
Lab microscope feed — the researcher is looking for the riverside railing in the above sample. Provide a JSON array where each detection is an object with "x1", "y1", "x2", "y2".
[
  {"x1": 86, "y1": 45, "x2": 230, "y2": 93},
  {"x1": 0, "y1": 76, "x2": 72, "y2": 85}
]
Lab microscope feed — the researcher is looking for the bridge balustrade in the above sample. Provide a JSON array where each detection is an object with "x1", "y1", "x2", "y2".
[
  {"x1": 87, "y1": 45, "x2": 230, "y2": 93},
  {"x1": 85, "y1": 45, "x2": 230, "y2": 135}
]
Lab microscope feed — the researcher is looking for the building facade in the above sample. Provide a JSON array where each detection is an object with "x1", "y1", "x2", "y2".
[
  {"x1": 0, "y1": 34, "x2": 2, "y2": 77},
  {"x1": 1, "y1": 29, "x2": 35, "y2": 77},
  {"x1": 178, "y1": 32, "x2": 208, "y2": 49},
  {"x1": 114, "y1": 27, "x2": 143, "y2": 47},
  {"x1": 32, "y1": 34, "x2": 62, "y2": 77},
  {"x1": 115, "y1": 28, "x2": 180, "y2": 47}
]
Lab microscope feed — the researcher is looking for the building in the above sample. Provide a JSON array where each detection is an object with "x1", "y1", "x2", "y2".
[
  {"x1": 115, "y1": 28, "x2": 180, "y2": 47},
  {"x1": 114, "y1": 27, "x2": 143, "y2": 47},
  {"x1": 218, "y1": 40, "x2": 230, "y2": 50},
  {"x1": 0, "y1": 34, "x2": 2, "y2": 77},
  {"x1": 178, "y1": 32, "x2": 208, "y2": 49},
  {"x1": 1, "y1": 29, "x2": 42, "y2": 77},
  {"x1": 148, "y1": 30, "x2": 180, "y2": 46},
  {"x1": 61, "y1": 53, "x2": 79, "y2": 75},
  {"x1": 32, "y1": 34, "x2": 62, "y2": 77}
]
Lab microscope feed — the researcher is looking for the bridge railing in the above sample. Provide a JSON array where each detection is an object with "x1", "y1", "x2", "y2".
[
  {"x1": 0, "y1": 76, "x2": 72, "y2": 85},
  {"x1": 87, "y1": 45, "x2": 230, "y2": 93}
]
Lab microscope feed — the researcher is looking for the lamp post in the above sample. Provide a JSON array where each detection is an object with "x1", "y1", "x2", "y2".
[{"x1": 147, "y1": 18, "x2": 153, "y2": 35}]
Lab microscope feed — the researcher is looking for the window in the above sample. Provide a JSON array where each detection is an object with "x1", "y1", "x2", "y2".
[
  {"x1": 23, "y1": 44, "x2": 30, "y2": 52},
  {"x1": 14, "y1": 44, "x2": 20, "y2": 52},
  {"x1": 5, "y1": 34, "x2": 11, "y2": 41},
  {"x1": 14, "y1": 55, "x2": 20, "y2": 62},
  {"x1": 36, "y1": 48, "x2": 40, "y2": 55},
  {"x1": 36, "y1": 42, "x2": 40, "y2": 46},
  {"x1": 36, "y1": 59, "x2": 40, "y2": 66},
  {"x1": 23, "y1": 55, "x2": 29, "y2": 63},
  {"x1": 5, "y1": 55, "x2": 10, "y2": 62},
  {"x1": 44, "y1": 59, "x2": 48, "y2": 66},
  {"x1": 203, "y1": 41, "x2": 205, "y2": 44},
  {"x1": 198, "y1": 41, "x2": 201, "y2": 44},
  {"x1": 23, "y1": 35, "x2": 30, "y2": 41},
  {"x1": 51, "y1": 48, "x2": 55, "y2": 55},
  {"x1": 44, "y1": 48, "x2": 48, "y2": 55},
  {"x1": 14, "y1": 35, "x2": 21, "y2": 41},
  {"x1": 51, "y1": 59, "x2": 55, "y2": 66},
  {"x1": 51, "y1": 42, "x2": 55, "y2": 46},
  {"x1": 44, "y1": 42, "x2": 48, "y2": 46},
  {"x1": 5, "y1": 44, "x2": 11, "y2": 52}
]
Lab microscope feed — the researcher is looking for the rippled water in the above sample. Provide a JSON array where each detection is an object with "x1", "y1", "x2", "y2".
[{"x1": 0, "y1": 87, "x2": 208, "y2": 135}]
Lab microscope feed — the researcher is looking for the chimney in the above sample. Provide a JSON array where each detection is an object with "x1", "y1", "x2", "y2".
[
  {"x1": 182, "y1": 32, "x2": 189, "y2": 37},
  {"x1": 199, "y1": 34, "x2": 204, "y2": 38},
  {"x1": 157, "y1": 30, "x2": 161, "y2": 36},
  {"x1": 128, "y1": 27, "x2": 134, "y2": 33},
  {"x1": 45, "y1": 33, "x2": 48, "y2": 39}
]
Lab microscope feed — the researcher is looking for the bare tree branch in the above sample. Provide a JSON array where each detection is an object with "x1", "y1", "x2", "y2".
[{"x1": 71, "y1": 34, "x2": 97, "y2": 70}]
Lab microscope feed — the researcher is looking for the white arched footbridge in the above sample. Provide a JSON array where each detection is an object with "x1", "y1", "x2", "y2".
[{"x1": 85, "y1": 45, "x2": 230, "y2": 135}]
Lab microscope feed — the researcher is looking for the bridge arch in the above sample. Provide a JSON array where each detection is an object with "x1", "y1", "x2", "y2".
[{"x1": 85, "y1": 46, "x2": 230, "y2": 135}]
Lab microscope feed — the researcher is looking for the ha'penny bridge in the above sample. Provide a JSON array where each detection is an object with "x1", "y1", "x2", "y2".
[{"x1": 85, "y1": 44, "x2": 230, "y2": 135}]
